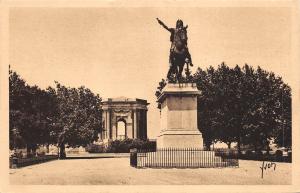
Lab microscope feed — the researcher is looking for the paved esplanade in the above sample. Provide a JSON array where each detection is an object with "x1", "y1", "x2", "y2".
[{"x1": 10, "y1": 158, "x2": 291, "y2": 185}]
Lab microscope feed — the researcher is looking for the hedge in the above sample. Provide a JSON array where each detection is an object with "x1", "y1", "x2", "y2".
[{"x1": 86, "y1": 139, "x2": 156, "y2": 153}]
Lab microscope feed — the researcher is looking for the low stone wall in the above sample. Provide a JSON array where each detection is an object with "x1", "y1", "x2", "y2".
[
  {"x1": 66, "y1": 153, "x2": 130, "y2": 159},
  {"x1": 10, "y1": 155, "x2": 58, "y2": 168}
]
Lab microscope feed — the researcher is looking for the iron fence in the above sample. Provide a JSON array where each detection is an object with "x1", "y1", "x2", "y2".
[{"x1": 130, "y1": 148, "x2": 239, "y2": 168}]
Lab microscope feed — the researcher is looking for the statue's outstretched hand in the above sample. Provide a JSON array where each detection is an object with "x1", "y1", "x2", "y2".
[{"x1": 156, "y1": 18, "x2": 163, "y2": 25}]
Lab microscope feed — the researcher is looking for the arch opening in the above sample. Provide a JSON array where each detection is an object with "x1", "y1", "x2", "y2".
[{"x1": 117, "y1": 119, "x2": 126, "y2": 140}]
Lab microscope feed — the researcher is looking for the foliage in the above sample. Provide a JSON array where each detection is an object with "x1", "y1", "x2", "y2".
[
  {"x1": 237, "y1": 150, "x2": 291, "y2": 163},
  {"x1": 106, "y1": 139, "x2": 156, "y2": 153},
  {"x1": 275, "y1": 150, "x2": 283, "y2": 157},
  {"x1": 86, "y1": 139, "x2": 156, "y2": 153},
  {"x1": 50, "y1": 82, "x2": 102, "y2": 158},
  {"x1": 193, "y1": 66, "x2": 218, "y2": 149},
  {"x1": 194, "y1": 63, "x2": 291, "y2": 151},
  {"x1": 85, "y1": 143, "x2": 106, "y2": 153},
  {"x1": 9, "y1": 67, "x2": 54, "y2": 153},
  {"x1": 9, "y1": 67, "x2": 102, "y2": 158},
  {"x1": 273, "y1": 83, "x2": 291, "y2": 148}
]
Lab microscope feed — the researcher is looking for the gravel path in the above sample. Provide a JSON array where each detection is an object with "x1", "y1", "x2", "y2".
[{"x1": 9, "y1": 158, "x2": 291, "y2": 185}]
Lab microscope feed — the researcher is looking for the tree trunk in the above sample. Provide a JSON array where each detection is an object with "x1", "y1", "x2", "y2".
[
  {"x1": 32, "y1": 144, "x2": 37, "y2": 156},
  {"x1": 204, "y1": 139, "x2": 211, "y2": 150},
  {"x1": 59, "y1": 143, "x2": 66, "y2": 159},
  {"x1": 266, "y1": 141, "x2": 270, "y2": 155},
  {"x1": 26, "y1": 144, "x2": 34, "y2": 157},
  {"x1": 237, "y1": 136, "x2": 242, "y2": 155},
  {"x1": 46, "y1": 144, "x2": 50, "y2": 153},
  {"x1": 254, "y1": 143, "x2": 257, "y2": 153},
  {"x1": 205, "y1": 143, "x2": 211, "y2": 151},
  {"x1": 26, "y1": 146, "x2": 31, "y2": 157},
  {"x1": 237, "y1": 141, "x2": 241, "y2": 154},
  {"x1": 227, "y1": 142, "x2": 231, "y2": 149},
  {"x1": 266, "y1": 148, "x2": 270, "y2": 155},
  {"x1": 205, "y1": 141, "x2": 212, "y2": 151}
]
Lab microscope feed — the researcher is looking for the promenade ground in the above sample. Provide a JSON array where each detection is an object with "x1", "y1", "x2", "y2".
[{"x1": 9, "y1": 157, "x2": 291, "y2": 185}]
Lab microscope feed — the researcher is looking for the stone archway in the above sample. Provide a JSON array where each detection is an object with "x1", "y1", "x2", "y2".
[
  {"x1": 117, "y1": 118, "x2": 126, "y2": 140},
  {"x1": 100, "y1": 97, "x2": 149, "y2": 142}
]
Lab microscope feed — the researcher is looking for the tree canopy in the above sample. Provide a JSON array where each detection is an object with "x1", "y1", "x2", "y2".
[
  {"x1": 9, "y1": 68, "x2": 54, "y2": 153},
  {"x1": 52, "y1": 82, "x2": 102, "y2": 158}
]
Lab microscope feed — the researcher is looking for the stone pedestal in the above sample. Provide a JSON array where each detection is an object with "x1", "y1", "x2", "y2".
[{"x1": 157, "y1": 83, "x2": 203, "y2": 149}]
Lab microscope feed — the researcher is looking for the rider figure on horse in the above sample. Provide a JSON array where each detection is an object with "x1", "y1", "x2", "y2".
[{"x1": 156, "y1": 18, "x2": 193, "y2": 81}]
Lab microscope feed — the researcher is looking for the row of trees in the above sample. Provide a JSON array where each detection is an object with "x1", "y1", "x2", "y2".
[
  {"x1": 156, "y1": 63, "x2": 291, "y2": 153},
  {"x1": 9, "y1": 67, "x2": 102, "y2": 158}
]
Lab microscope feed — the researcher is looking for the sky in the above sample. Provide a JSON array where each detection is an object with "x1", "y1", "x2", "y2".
[{"x1": 9, "y1": 7, "x2": 292, "y2": 139}]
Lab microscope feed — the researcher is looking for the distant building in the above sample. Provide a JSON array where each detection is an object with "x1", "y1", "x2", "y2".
[{"x1": 99, "y1": 97, "x2": 149, "y2": 143}]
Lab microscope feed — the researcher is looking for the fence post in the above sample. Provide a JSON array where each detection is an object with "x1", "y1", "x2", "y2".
[
  {"x1": 130, "y1": 148, "x2": 137, "y2": 167},
  {"x1": 12, "y1": 156, "x2": 18, "y2": 169}
]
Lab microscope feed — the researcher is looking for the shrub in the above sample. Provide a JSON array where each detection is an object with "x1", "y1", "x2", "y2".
[
  {"x1": 275, "y1": 150, "x2": 283, "y2": 157},
  {"x1": 37, "y1": 152, "x2": 46, "y2": 156},
  {"x1": 85, "y1": 139, "x2": 156, "y2": 153},
  {"x1": 85, "y1": 144, "x2": 105, "y2": 153},
  {"x1": 106, "y1": 139, "x2": 156, "y2": 153},
  {"x1": 245, "y1": 150, "x2": 253, "y2": 156},
  {"x1": 274, "y1": 150, "x2": 283, "y2": 162}
]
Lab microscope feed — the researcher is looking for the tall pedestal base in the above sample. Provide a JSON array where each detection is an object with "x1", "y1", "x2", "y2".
[{"x1": 156, "y1": 83, "x2": 203, "y2": 149}]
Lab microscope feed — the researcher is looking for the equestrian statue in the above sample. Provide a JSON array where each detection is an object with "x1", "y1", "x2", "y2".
[{"x1": 156, "y1": 18, "x2": 193, "y2": 83}]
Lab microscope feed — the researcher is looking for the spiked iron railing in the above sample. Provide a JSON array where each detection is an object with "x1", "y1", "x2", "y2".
[{"x1": 130, "y1": 148, "x2": 239, "y2": 168}]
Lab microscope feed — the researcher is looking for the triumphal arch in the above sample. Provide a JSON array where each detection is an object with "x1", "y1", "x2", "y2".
[{"x1": 100, "y1": 97, "x2": 149, "y2": 143}]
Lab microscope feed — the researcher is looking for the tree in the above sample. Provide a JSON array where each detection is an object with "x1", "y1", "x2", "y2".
[
  {"x1": 194, "y1": 63, "x2": 244, "y2": 149},
  {"x1": 239, "y1": 65, "x2": 291, "y2": 152},
  {"x1": 52, "y1": 82, "x2": 102, "y2": 158},
  {"x1": 9, "y1": 67, "x2": 27, "y2": 150},
  {"x1": 19, "y1": 85, "x2": 47, "y2": 154},
  {"x1": 210, "y1": 63, "x2": 238, "y2": 148},
  {"x1": 9, "y1": 67, "x2": 55, "y2": 154},
  {"x1": 273, "y1": 83, "x2": 291, "y2": 148},
  {"x1": 10, "y1": 67, "x2": 103, "y2": 158},
  {"x1": 193, "y1": 66, "x2": 217, "y2": 149}
]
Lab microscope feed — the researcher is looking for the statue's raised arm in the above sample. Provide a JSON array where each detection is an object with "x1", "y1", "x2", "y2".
[{"x1": 156, "y1": 18, "x2": 172, "y2": 32}]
